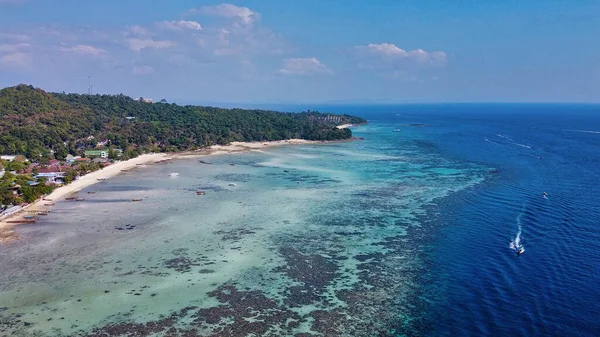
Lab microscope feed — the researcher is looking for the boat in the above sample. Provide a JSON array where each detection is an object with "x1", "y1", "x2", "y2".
[
  {"x1": 230, "y1": 163, "x2": 235, "y2": 166},
  {"x1": 169, "y1": 172, "x2": 179, "y2": 177},
  {"x1": 6, "y1": 220, "x2": 36, "y2": 224},
  {"x1": 228, "y1": 183, "x2": 237, "y2": 187},
  {"x1": 65, "y1": 196, "x2": 76, "y2": 200},
  {"x1": 44, "y1": 202, "x2": 55, "y2": 206},
  {"x1": 283, "y1": 170, "x2": 290, "y2": 173},
  {"x1": 196, "y1": 191, "x2": 205, "y2": 195},
  {"x1": 87, "y1": 191, "x2": 96, "y2": 194},
  {"x1": 132, "y1": 198, "x2": 143, "y2": 202},
  {"x1": 75, "y1": 197, "x2": 85, "y2": 201},
  {"x1": 97, "y1": 178, "x2": 106, "y2": 181},
  {"x1": 199, "y1": 160, "x2": 212, "y2": 165},
  {"x1": 393, "y1": 129, "x2": 402, "y2": 132},
  {"x1": 516, "y1": 246, "x2": 525, "y2": 255}
]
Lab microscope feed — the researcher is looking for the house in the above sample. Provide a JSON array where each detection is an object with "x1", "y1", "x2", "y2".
[
  {"x1": 34, "y1": 172, "x2": 66, "y2": 184},
  {"x1": 96, "y1": 139, "x2": 109, "y2": 147},
  {"x1": 142, "y1": 98, "x2": 153, "y2": 103},
  {"x1": 8, "y1": 183, "x2": 21, "y2": 198},
  {"x1": 76, "y1": 157, "x2": 92, "y2": 163},
  {"x1": 65, "y1": 155, "x2": 76, "y2": 163},
  {"x1": 84, "y1": 150, "x2": 107, "y2": 158},
  {"x1": 0, "y1": 155, "x2": 17, "y2": 161},
  {"x1": 48, "y1": 159, "x2": 61, "y2": 166},
  {"x1": 85, "y1": 149, "x2": 122, "y2": 159}
]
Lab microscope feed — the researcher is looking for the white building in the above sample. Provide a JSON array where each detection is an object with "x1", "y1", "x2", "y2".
[{"x1": 0, "y1": 155, "x2": 17, "y2": 161}]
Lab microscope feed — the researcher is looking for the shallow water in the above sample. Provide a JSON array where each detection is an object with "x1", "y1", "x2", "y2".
[{"x1": 0, "y1": 119, "x2": 486, "y2": 336}]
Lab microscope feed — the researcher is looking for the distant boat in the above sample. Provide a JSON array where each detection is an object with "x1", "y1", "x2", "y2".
[
  {"x1": 196, "y1": 191, "x2": 205, "y2": 195},
  {"x1": 393, "y1": 129, "x2": 402, "y2": 132},
  {"x1": 132, "y1": 198, "x2": 143, "y2": 202},
  {"x1": 169, "y1": 172, "x2": 179, "y2": 177},
  {"x1": 228, "y1": 183, "x2": 237, "y2": 187}
]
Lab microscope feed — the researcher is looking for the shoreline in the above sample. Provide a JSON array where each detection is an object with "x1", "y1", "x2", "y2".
[{"x1": 0, "y1": 138, "x2": 329, "y2": 243}]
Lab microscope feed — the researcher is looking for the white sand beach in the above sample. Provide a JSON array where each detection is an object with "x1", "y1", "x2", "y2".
[{"x1": 0, "y1": 139, "x2": 323, "y2": 243}]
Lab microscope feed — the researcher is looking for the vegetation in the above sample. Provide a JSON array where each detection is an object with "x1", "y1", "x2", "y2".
[
  {"x1": 0, "y1": 170, "x2": 55, "y2": 205},
  {"x1": 0, "y1": 84, "x2": 367, "y2": 157}
]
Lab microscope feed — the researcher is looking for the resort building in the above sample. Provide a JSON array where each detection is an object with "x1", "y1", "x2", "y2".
[
  {"x1": 84, "y1": 149, "x2": 122, "y2": 159},
  {"x1": 34, "y1": 172, "x2": 66, "y2": 184}
]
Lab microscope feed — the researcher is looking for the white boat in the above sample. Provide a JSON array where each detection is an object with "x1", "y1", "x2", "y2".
[
  {"x1": 228, "y1": 183, "x2": 237, "y2": 187},
  {"x1": 516, "y1": 246, "x2": 525, "y2": 255},
  {"x1": 169, "y1": 172, "x2": 179, "y2": 177}
]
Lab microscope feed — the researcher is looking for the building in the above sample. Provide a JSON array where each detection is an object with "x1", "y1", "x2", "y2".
[
  {"x1": 34, "y1": 172, "x2": 66, "y2": 184},
  {"x1": 85, "y1": 149, "x2": 122, "y2": 158},
  {"x1": 85, "y1": 150, "x2": 108, "y2": 158},
  {"x1": 0, "y1": 155, "x2": 17, "y2": 161},
  {"x1": 142, "y1": 98, "x2": 153, "y2": 103}
]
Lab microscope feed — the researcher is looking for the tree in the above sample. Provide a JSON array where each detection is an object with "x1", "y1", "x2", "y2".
[{"x1": 55, "y1": 145, "x2": 68, "y2": 161}]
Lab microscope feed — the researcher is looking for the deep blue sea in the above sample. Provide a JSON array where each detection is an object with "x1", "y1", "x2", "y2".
[
  {"x1": 327, "y1": 104, "x2": 600, "y2": 336},
  {"x1": 1, "y1": 103, "x2": 599, "y2": 336}
]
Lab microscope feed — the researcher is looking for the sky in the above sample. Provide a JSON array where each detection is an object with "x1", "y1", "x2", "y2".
[{"x1": 0, "y1": 0, "x2": 599, "y2": 104}]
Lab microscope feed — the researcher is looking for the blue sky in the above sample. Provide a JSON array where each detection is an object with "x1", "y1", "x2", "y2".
[{"x1": 0, "y1": 0, "x2": 598, "y2": 104}]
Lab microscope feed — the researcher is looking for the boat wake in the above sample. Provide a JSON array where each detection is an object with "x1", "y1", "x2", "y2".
[
  {"x1": 509, "y1": 212, "x2": 524, "y2": 254},
  {"x1": 563, "y1": 129, "x2": 600, "y2": 134}
]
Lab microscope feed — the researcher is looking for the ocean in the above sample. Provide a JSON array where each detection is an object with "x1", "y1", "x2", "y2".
[{"x1": 0, "y1": 104, "x2": 599, "y2": 336}]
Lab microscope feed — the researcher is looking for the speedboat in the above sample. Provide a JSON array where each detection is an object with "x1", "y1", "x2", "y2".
[
  {"x1": 393, "y1": 129, "x2": 402, "y2": 132},
  {"x1": 516, "y1": 246, "x2": 525, "y2": 255}
]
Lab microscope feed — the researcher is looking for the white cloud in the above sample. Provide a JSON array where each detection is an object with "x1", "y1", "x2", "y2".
[
  {"x1": 126, "y1": 25, "x2": 149, "y2": 37},
  {"x1": 158, "y1": 20, "x2": 202, "y2": 31},
  {"x1": 278, "y1": 57, "x2": 333, "y2": 75},
  {"x1": 60, "y1": 44, "x2": 106, "y2": 56},
  {"x1": 0, "y1": 52, "x2": 32, "y2": 68},
  {"x1": 357, "y1": 43, "x2": 447, "y2": 67},
  {"x1": 196, "y1": 4, "x2": 260, "y2": 24},
  {"x1": 356, "y1": 43, "x2": 447, "y2": 68},
  {"x1": 132, "y1": 65, "x2": 154, "y2": 75},
  {"x1": 0, "y1": 43, "x2": 29, "y2": 53},
  {"x1": 127, "y1": 38, "x2": 173, "y2": 52}
]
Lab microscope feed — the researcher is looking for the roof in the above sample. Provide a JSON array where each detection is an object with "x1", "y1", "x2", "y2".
[{"x1": 76, "y1": 158, "x2": 91, "y2": 162}]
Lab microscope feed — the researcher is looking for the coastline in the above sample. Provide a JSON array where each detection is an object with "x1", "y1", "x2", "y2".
[{"x1": 0, "y1": 138, "x2": 326, "y2": 243}]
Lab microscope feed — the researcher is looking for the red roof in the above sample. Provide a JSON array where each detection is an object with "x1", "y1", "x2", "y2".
[
  {"x1": 76, "y1": 158, "x2": 91, "y2": 162},
  {"x1": 38, "y1": 167, "x2": 61, "y2": 173}
]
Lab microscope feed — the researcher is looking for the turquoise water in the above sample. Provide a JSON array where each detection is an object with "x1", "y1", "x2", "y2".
[{"x1": 0, "y1": 120, "x2": 488, "y2": 336}]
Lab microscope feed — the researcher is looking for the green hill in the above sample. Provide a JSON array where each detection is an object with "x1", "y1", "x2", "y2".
[{"x1": 0, "y1": 84, "x2": 367, "y2": 160}]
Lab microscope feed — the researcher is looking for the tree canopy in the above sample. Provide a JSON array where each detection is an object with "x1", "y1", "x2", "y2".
[{"x1": 0, "y1": 84, "x2": 367, "y2": 157}]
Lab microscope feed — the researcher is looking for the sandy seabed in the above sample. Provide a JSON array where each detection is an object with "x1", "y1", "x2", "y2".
[{"x1": 0, "y1": 139, "x2": 320, "y2": 243}]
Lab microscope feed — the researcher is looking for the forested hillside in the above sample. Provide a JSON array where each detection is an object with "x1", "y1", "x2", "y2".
[{"x1": 0, "y1": 85, "x2": 366, "y2": 160}]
